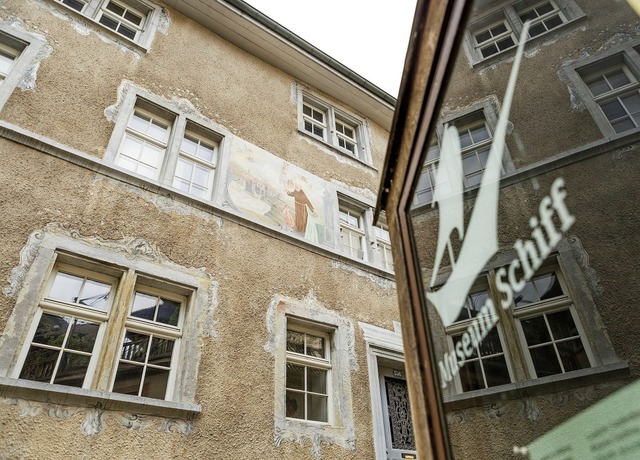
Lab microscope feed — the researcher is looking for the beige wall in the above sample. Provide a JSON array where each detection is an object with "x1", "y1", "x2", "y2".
[{"x1": 0, "y1": 1, "x2": 398, "y2": 458}]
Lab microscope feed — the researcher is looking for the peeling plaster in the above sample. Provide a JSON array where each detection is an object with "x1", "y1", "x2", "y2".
[
  {"x1": 0, "y1": 16, "x2": 51, "y2": 91},
  {"x1": 331, "y1": 260, "x2": 396, "y2": 290}
]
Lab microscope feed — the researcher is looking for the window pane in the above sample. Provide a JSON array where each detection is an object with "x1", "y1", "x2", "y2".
[
  {"x1": 622, "y1": 92, "x2": 640, "y2": 115},
  {"x1": 193, "y1": 164, "x2": 211, "y2": 187},
  {"x1": 105, "y1": 1, "x2": 125, "y2": 16},
  {"x1": 530, "y1": 345, "x2": 562, "y2": 376},
  {"x1": 587, "y1": 77, "x2": 610, "y2": 97},
  {"x1": 117, "y1": 25, "x2": 136, "y2": 40},
  {"x1": 53, "y1": 352, "x2": 90, "y2": 387},
  {"x1": 99, "y1": 15, "x2": 119, "y2": 31},
  {"x1": 142, "y1": 367, "x2": 170, "y2": 399},
  {"x1": 453, "y1": 335, "x2": 478, "y2": 359},
  {"x1": 493, "y1": 23, "x2": 507, "y2": 35},
  {"x1": 19, "y1": 347, "x2": 59, "y2": 382},
  {"x1": 535, "y1": 273, "x2": 564, "y2": 300},
  {"x1": 459, "y1": 359, "x2": 484, "y2": 391},
  {"x1": 49, "y1": 272, "x2": 83, "y2": 303},
  {"x1": 468, "y1": 291, "x2": 488, "y2": 318},
  {"x1": 556, "y1": 339, "x2": 589, "y2": 372},
  {"x1": 307, "y1": 368, "x2": 327, "y2": 394},
  {"x1": 476, "y1": 30, "x2": 491, "y2": 44},
  {"x1": 529, "y1": 23, "x2": 546, "y2": 37},
  {"x1": 306, "y1": 334, "x2": 325, "y2": 358},
  {"x1": 483, "y1": 356, "x2": 511, "y2": 387},
  {"x1": 156, "y1": 298, "x2": 180, "y2": 326},
  {"x1": 147, "y1": 120, "x2": 169, "y2": 143},
  {"x1": 521, "y1": 316, "x2": 551, "y2": 345},
  {"x1": 470, "y1": 125, "x2": 490, "y2": 143},
  {"x1": 140, "y1": 143, "x2": 162, "y2": 167},
  {"x1": 66, "y1": 319, "x2": 99, "y2": 352},
  {"x1": 479, "y1": 327, "x2": 502, "y2": 356},
  {"x1": 601, "y1": 99, "x2": 626, "y2": 121},
  {"x1": 120, "y1": 331, "x2": 149, "y2": 362},
  {"x1": 148, "y1": 337, "x2": 174, "y2": 366},
  {"x1": 286, "y1": 330, "x2": 304, "y2": 354},
  {"x1": 544, "y1": 15, "x2": 563, "y2": 30},
  {"x1": 481, "y1": 43, "x2": 499, "y2": 58},
  {"x1": 112, "y1": 362, "x2": 143, "y2": 395},
  {"x1": 32, "y1": 313, "x2": 69, "y2": 347},
  {"x1": 197, "y1": 143, "x2": 215, "y2": 162},
  {"x1": 286, "y1": 391, "x2": 304, "y2": 418},
  {"x1": 0, "y1": 51, "x2": 15, "y2": 75},
  {"x1": 131, "y1": 292, "x2": 156, "y2": 321},
  {"x1": 547, "y1": 309, "x2": 578, "y2": 339},
  {"x1": 514, "y1": 280, "x2": 539, "y2": 306},
  {"x1": 286, "y1": 364, "x2": 305, "y2": 390},
  {"x1": 307, "y1": 394, "x2": 328, "y2": 422},
  {"x1": 608, "y1": 70, "x2": 631, "y2": 89},
  {"x1": 497, "y1": 36, "x2": 515, "y2": 51},
  {"x1": 124, "y1": 10, "x2": 142, "y2": 26},
  {"x1": 61, "y1": 0, "x2": 86, "y2": 12},
  {"x1": 78, "y1": 279, "x2": 111, "y2": 309},
  {"x1": 612, "y1": 118, "x2": 635, "y2": 133}
]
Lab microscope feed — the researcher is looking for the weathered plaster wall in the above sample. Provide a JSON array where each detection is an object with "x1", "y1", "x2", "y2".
[{"x1": 0, "y1": 1, "x2": 397, "y2": 458}]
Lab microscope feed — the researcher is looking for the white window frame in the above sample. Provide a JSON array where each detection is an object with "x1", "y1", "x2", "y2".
[
  {"x1": 444, "y1": 284, "x2": 514, "y2": 394},
  {"x1": 298, "y1": 91, "x2": 371, "y2": 164},
  {"x1": 269, "y1": 298, "x2": 356, "y2": 456},
  {"x1": 373, "y1": 215, "x2": 394, "y2": 272},
  {"x1": 0, "y1": 229, "x2": 213, "y2": 419},
  {"x1": 50, "y1": 0, "x2": 162, "y2": 49},
  {"x1": 511, "y1": 266, "x2": 595, "y2": 379},
  {"x1": 567, "y1": 44, "x2": 640, "y2": 137},
  {"x1": 338, "y1": 200, "x2": 368, "y2": 262},
  {"x1": 464, "y1": 0, "x2": 585, "y2": 66},
  {"x1": 11, "y1": 255, "x2": 191, "y2": 402},
  {"x1": 105, "y1": 88, "x2": 223, "y2": 202},
  {"x1": 285, "y1": 321, "x2": 333, "y2": 424},
  {"x1": 413, "y1": 102, "x2": 514, "y2": 208},
  {"x1": 0, "y1": 25, "x2": 48, "y2": 112}
]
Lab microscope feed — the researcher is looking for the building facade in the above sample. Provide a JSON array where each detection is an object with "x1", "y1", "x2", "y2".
[
  {"x1": 0, "y1": 1, "x2": 414, "y2": 459},
  {"x1": 380, "y1": 0, "x2": 640, "y2": 457}
]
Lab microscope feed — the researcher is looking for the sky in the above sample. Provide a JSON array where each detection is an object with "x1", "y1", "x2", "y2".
[{"x1": 243, "y1": 0, "x2": 417, "y2": 97}]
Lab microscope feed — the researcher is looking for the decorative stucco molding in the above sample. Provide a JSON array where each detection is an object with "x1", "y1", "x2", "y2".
[{"x1": 2, "y1": 397, "x2": 194, "y2": 435}]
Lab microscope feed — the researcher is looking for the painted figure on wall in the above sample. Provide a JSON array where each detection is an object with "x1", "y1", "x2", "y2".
[{"x1": 286, "y1": 180, "x2": 317, "y2": 234}]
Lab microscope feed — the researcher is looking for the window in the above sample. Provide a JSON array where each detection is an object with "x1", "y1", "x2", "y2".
[
  {"x1": 435, "y1": 252, "x2": 609, "y2": 396},
  {"x1": 339, "y1": 204, "x2": 366, "y2": 261},
  {"x1": 269, "y1": 301, "x2": 355, "y2": 455},
  {"x1": 0, "y1": 26, "x2": 47, "y2": 112},
  {"x1": 13, "y1": 256, "x2": 191, "y2": 402},
  {"x1": 413, "y1": 109, "x2": 506, "y2": 207},
  {"x1": 445, "y1": 288, "x2": 512, "y2": 392},
  {"x1": 0, "y1": 40, "x2": 21, "y2": 83},
  {"x1": 513, "y1": 269, "x2": 592, "y2": 378},
  {"x1": 285, "y1": 323, "x2": 331, "y2": 423},
  {"x1": 516, "y1": 1, "x2": 565, "y2": 38},
  {"x1": 299, "y1": 93, "x2": 370, "y2": 163},
  {"x1": 581, "y1": 62, "x2": 640, "y2": 134},
  {"x1": 373, "y1": 219, "x2": 393, "y2": 272},
  {"x1": 51, "y1": 0, "x2": 161, "y2": 48},
  {"x1": 106, "y1": 92, "x2": 222, "y2": 201},
  {"x1": 97, "y1": 0, "x2": 145, "y2": 41},
  {"x1": 474, "y1": 20, "x2": 516, "y2": 59},
  {"x1": 465, "y1": 0, "x2": 584, "y2": 66}
]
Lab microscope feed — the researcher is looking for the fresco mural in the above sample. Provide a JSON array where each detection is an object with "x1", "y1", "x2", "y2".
[{"x1": 225, "y1": 138, "x2": 335, "y2": 247}]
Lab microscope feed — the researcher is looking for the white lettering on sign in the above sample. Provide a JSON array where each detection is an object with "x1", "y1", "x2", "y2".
[{"x1": 426, "y1": 21, "x2": 576, "y2": 388}]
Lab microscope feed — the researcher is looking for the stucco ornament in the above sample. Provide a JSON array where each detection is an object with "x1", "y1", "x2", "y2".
[
  {"x1": 3, "y1": 397, "x2": 194, "y2": 435},
  {"x1": 3, "y1": 230, "x2": 45, "y2": 298}
]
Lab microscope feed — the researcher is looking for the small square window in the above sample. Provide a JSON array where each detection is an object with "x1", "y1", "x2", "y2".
[{"x1": 298, "y1": 92, "x2": 370, "y2": 164}]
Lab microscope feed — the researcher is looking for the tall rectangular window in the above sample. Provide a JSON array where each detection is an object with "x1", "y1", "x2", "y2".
[
  {"x1": 285, "y1": 323, "x2": 331, "y2": 423},
  {"x1": 445, "y1": 288, "x2": 511, "y2": 392},
  {"x1": 513, "y1": 269, "x2": 592, "y2": 378},
  {"x1": 172, "y1": 125, "x2": 218, "y2": 199},
  {"x1": 339, "y1": 204, "x2": 366, "y2": 260},
  {"x1": 117, "y1": 103, "x2": 174, "y2": 180},
  {"x1": 516, "y1": 0, "x2": 565, "y2": 38}
]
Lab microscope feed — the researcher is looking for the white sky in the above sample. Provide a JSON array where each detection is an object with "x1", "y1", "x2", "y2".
[{"x1": 244, "y1": 0, "x2": 417, "y2": 97}]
